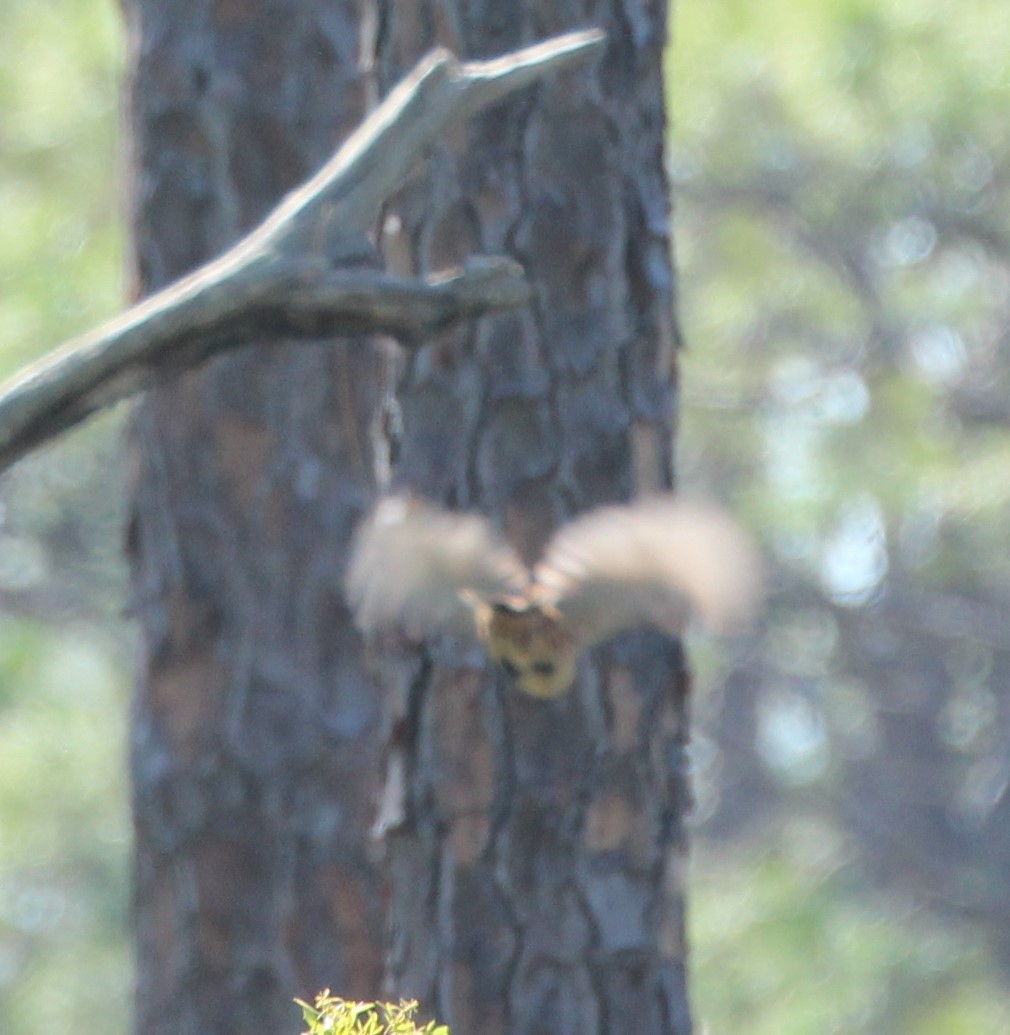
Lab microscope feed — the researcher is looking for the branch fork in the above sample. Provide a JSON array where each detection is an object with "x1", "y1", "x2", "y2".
[{"x1": 0, "y1": 29, "x2": 606, "y2": 472}]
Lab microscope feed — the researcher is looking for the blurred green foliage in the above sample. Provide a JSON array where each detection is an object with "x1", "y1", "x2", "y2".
[
  {"x1": 0, "y1": 3, "x2": 130, "y2": 1035},
  {"x1": 0, "y1": 0, "x2": 124, "y2": 373},
  {"x1": 692, "y1": 827, "x2": 1010, "y2": 1034},
  {"x1": 3, "y1": 1, "x2": 1010, "y2": 1034},
  {"x1": 673, "y1": 0, "x2": 1010, "y2": 1030},
  {"x1": 0, "y1": 617, "x2": 129, "y2": 1035}
]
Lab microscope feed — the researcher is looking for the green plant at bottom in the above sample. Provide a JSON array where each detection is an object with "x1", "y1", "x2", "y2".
[{"x1": 296, "y1": 992, "x2": 450, "y2": 1035}]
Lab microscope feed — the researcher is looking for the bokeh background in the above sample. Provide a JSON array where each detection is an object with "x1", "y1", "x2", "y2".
[{"x1": 2, "y1": 1, "x2": 1010, "y2": 1033}]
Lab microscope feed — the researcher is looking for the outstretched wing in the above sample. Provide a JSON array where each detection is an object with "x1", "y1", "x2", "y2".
[
  {"x1": 346, "y1": 495, "x2": 529, "y2": 638},
  {"x1": 535, "y1": 497, "x2": 760, "y2": 646}
]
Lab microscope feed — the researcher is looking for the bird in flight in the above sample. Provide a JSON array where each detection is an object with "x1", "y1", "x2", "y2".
[{"x1": 346, "y1": 494, "x2": 759, "y2": 698}]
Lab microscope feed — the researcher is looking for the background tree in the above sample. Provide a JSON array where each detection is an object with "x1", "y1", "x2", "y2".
[
  {"x1": 677, "y1": 2, "x2": 1010, "y2": 1031},
  {"x1": 0, "y1": 6, "x2": 132, "y2": 1035}
]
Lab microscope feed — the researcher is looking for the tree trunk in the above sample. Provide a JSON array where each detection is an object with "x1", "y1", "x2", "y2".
[
  {"x1": 123, "y1": 4, "x2": 386, "y2": 1034},
  {"x1": 123, "y1": 0, "x2": 689, "y2": 1033},
  {"x1": 373, "y1": 4, "x2": 691, "y2": 1034}
]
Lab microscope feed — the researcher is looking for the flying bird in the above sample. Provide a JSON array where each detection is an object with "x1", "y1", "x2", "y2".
[{"x1": 346, "y1": 494, "x2": 760, "y2": 698}]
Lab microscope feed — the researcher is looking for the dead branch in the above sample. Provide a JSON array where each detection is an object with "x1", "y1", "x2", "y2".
[{"x1": 0, "y1": 28, "x2": 605, "y2": 473}]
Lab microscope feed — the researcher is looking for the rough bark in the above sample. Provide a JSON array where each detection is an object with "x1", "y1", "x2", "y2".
[
  {"x1": 123, "y1": 1, "x2": 688, "y2": 1033},
  {"x1": 373, "y1": 3, "x2": 691, "y2": 1034},
  {"x1": 123, "y1": 4, "x2": 386, "y2": 1033}
]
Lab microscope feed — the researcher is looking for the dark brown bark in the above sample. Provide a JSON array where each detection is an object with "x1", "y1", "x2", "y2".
[
  {"x1": 123, "y1": 3, "x2": 387, "y2": 1033},
  {"x1": 124, "y1": 1, "x2": 688, "y2": 1033},
  {"x1": 373, "y1": 4, "x2": 691, "y2": 1034}
]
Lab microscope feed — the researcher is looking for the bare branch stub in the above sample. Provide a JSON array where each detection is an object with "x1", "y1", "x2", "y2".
[{"x1": 0, "y1": 28, "x2": 605, "y2": 474}]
